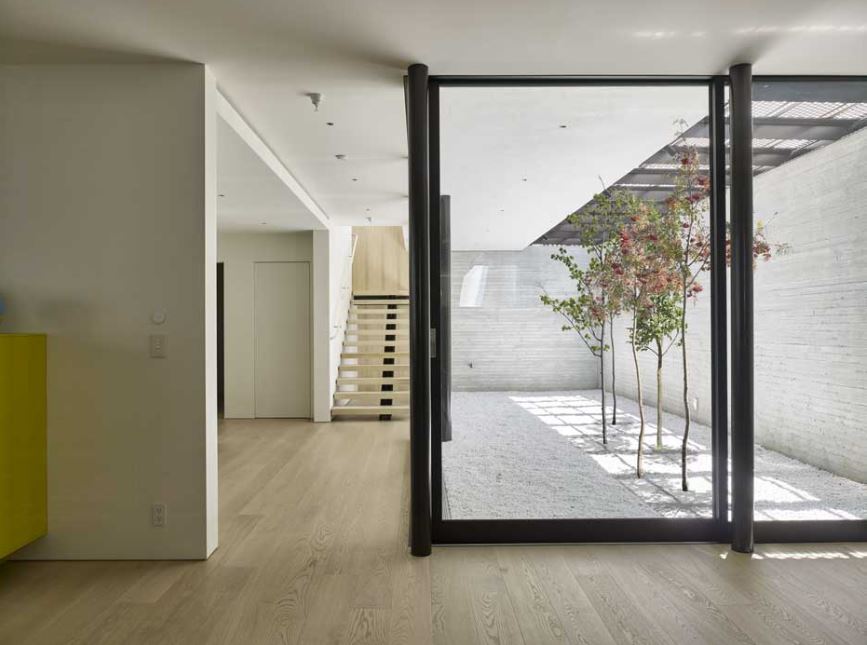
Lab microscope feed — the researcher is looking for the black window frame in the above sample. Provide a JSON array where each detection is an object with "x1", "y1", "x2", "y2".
[{"x1": 408, "y1": 71, "x2": 867, "y2": 554}]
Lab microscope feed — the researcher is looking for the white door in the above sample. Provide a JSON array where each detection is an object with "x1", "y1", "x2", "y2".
[{"x1": 254, "y1": 261, "x2": 311, "y2": 418}]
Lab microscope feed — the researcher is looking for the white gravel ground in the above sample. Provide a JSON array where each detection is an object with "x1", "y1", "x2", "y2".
[{"x1": 442, "y1": 390, "x2": 867, "y2": 521}]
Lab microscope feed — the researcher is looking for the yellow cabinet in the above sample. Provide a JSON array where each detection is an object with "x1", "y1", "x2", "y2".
[{"x1": 0, "y1": 334, "x2": 47, "y2": 558}]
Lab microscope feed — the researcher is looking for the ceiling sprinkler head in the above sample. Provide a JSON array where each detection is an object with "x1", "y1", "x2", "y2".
[
  {"x1": 307, "y1": 92, "x2": 323, "y2": 111},
  {"x1": 335, "y1": 154, "x2": 346, "y2": 160},
  {"x1": 366, "y1": 216, "x2": 373, "y2": 223}
]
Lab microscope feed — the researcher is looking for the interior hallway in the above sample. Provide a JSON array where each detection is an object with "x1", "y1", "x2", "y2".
[{"x1": 1, "y1": 419, "x2": 865, "y2": 644}]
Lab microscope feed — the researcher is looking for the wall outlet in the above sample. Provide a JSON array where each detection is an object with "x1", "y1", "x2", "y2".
[{"x1": 151, "y1": 503, "x2": 167, "y2": 527}]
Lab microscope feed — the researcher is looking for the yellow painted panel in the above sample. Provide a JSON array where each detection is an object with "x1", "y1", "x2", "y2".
[{"x1": 0, "y1": 334, "x2": 47, "y2": 559}]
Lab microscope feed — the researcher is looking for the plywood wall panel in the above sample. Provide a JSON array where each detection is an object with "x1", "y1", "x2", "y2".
[{"x1": 352, "y1": 227, "x2": 409, "y2": 295}]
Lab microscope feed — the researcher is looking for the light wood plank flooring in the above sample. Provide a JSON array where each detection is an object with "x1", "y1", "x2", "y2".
[
  {"x1": 1, "y1": 418, "x2": 865, "y2": 644},
  {"x1": 0, "y1": 418, "x2": 431, "y2": 645}
]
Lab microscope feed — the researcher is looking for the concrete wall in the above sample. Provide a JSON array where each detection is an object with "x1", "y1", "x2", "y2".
[
  {"x1": 0, "y1": 64, "x2": 218, "y2": 559},
  {"x1": 606, "y1": 126, "x2": 867, "y2": 484},
  {"x1": 451, "y1": 246, "x2": 599, "y2": 391},
  {"x1": 218, "y1": 232, "x2": 313, "y2": 419}
]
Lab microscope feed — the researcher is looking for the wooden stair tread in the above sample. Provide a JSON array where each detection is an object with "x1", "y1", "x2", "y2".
[
  {"x1": 349, "y1": 309, "x2": 409, "y2": 315},
  {"x1": 347, "y1": 324, "x2": 409, "y2": 329},
  {"x1": 344, "y1": 342, "x2": 409, "y2": 348},
  {"x1": 352, "y1": 302, "x2": 409, "y2": 306},
  {"x1": 332, "y1": 404, "x2": 410, "y2": 415},
  {"x1": 350, "y1": 315, "x2": 407, "y2": 320},
  {"x1": 341, "y1": 352, "x2": 409, "y2": 359},
  {"x1": 337, "y1": 376, "x2": 409, "y2": 384},
  {"x1": 345, "y1": 332, "x2": 408, "y2": 338},
  {"x1": 334, "y1": 391, "x2": 409, "y2": 401},
  {"x1": 352, "y1": 290, "x2": 408, "y2": 297},
  {"x1": 338, "y1": 366, "x2": 409, "y2": 373}
]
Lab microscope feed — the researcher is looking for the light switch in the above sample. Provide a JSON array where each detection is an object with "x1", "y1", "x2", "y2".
[{"x1": 149, "y1": 334, "x2": 167, "y2": 358}]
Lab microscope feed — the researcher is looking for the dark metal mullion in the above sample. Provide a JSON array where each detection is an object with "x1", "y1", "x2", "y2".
[
  {"x1": 729, "y1": 63, "x2": 755, "y2": 554},
  {"x1": 439, "y1": 196, "x2": 452, "y2": 446},
  {"x1": 407, "y1": 63, "x2": 432, "y2": 557},
  {"x1": 428, "y1": 79, "x2": 444, "y2": 526},
  {"x1": 426, "y1": 72, "x2": 867, "y2": 547},
  {"x1": 436, "y1": 518, "x2": 721, "y2": 544},
  {"x1": 434, "y1": 75, "x2": 714, "y2": 87},
  {"x1": 709, "y1": 76, "x2": 729, "y2": 534}
]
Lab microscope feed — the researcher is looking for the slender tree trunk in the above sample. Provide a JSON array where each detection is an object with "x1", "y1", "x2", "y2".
[
  {"x1": 656, "y1": 338, "x2": 664, "y2": 450},
  {"x1": 610, "y1": 316, "x2": 618, "y2": 425},
  {"x1": 600, "y1": 321, "x2": 607, "y2": 445},
  {"x1": 631, "y1": 309, "x2": 646, "y2": 478},
  {"x1": 680, "y1": 291, "x2": 691, "y2": 491}
]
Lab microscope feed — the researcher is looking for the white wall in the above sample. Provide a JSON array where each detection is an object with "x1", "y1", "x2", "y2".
[
  {"x1": 607, "y1": 127, "x2": 867, "y2": 484},
  {"x1": 0, "y1": 64, "x2": 217, "y2": 559},
  {"x1": 218, "y1": 232, "x2": 313, "y2": 419},
  {"x1": 312, "y1": 230, "x2": 330, "y2": 421},
  {"x1": 328, "y1": 226, "x2": 354, "y2": 406}
]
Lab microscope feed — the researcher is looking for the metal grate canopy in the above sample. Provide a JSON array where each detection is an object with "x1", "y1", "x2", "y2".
[{"x1": 536, "y1": 81, "x2": 867, "y2": 246}]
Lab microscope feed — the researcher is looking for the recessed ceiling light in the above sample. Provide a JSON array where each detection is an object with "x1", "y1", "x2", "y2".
[
  {"x1": 365, "y1": 208, "x2": 371, "y2": 212},
  {"x1": 522, "y1": 178, "x2": 528, "y2": 182},
  {"x1": 352, "y1": 178, "x2": 358, "y2": 182}
]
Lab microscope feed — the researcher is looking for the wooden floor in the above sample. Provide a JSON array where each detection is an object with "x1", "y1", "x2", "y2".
[{"x1": 0, "y1": 418, "x2": 865, "y2": 644}]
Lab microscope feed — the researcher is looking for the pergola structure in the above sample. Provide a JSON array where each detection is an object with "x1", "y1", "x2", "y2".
[{"x1": 537, "y1": 81, "x2": 867, "y2": 245}]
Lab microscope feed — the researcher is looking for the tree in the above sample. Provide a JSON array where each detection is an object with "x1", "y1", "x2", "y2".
[
  {"x1": 665, "y1": 144, "x2": 789, "y2": 491},
  {"x1": 568, "y1": 190, "x2": 633, "y2": 425},
  {"x1": 664, "y1": 147, "x2": 711, "y2": 491},
  {"x1": 611, "y1": 197, "x2": 682, "y2": 477},
  {"x1": 541, "y1": 245, "x2": 621, "y2": 444},
  {"x1": 634, "y1": 291, "x2": 683, "y2": 450},
  {"x1": 541, "y1": 190, "x2": 630, "y2": 442}
]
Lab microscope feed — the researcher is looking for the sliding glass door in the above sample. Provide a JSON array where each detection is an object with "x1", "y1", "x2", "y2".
[
  {"x1": 430, "y1": 78, "x2": 729, "y2": 543},
  {"x1": 417, "y1": 73, "x2": 867, "y2": 546}
]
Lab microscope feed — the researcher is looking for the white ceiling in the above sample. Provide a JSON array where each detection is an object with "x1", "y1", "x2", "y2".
[
  {"x1": 2, "y1": 0, "x2": 866, "y2": 239},
  {"x1": 441, "y1": 86, "x2": 708, "y2": 250},
  {"x1": 217, "y1": 116, "x2": 324, "y2": 232}
]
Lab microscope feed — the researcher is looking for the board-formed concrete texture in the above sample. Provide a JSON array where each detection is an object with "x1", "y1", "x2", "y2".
[
  {"x1": 443, "y1": 390, "x2": 867, "y2": 521},
  {"x1": 450, "y1": 246, "x2": 600, "y2": 392}
]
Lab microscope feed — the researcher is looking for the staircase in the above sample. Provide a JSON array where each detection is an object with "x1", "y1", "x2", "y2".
[{"x1": 332, "y1": 294, "x2": 410, "y2": 419}]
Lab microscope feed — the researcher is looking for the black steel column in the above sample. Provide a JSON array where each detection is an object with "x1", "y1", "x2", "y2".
[
  {"x1": 407, "y1": 63, "x2": 432, "y2": 557},
  {"x1": 709, "y1": 77, "x2": 729, "y2": 532},
  {"x1": 730, "y1": 63, "x2": 755, "y2": 553}
]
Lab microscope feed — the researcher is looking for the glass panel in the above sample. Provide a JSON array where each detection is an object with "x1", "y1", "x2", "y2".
[
  {"x1": 751, "y1": 79, "x2": 867, "y2": 521},
  {"x1": 439, "y1": 85, "x2": 716, "y2": 519}
]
